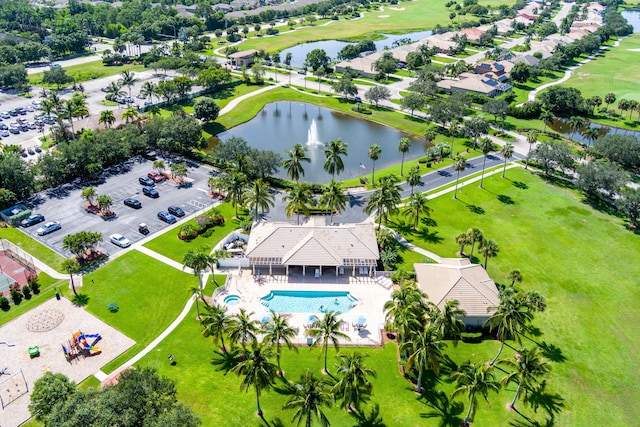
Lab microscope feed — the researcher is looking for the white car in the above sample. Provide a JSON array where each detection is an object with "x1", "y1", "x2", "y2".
[{"x1": 109, "y1": 233, "x2": 131, "y2": 248}]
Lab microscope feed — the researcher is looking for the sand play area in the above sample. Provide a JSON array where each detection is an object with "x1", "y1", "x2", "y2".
[{"x1": 0, "y1": 297, "x2": 135, "y2": 427}]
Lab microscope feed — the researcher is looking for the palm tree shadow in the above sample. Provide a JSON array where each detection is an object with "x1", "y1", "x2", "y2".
[
  {"x1": 510, "y1": 417, "x2": 556, "y2": 427},
  {"x1": 420, "y1": 389, "x2": 464, "y2": 426},
  {"x1": 511, "y1": 180, "x2": 529, "y2": 190},
  {"x1": 538, "y1": 341, "x2": 567, "y2": 363},
  {"x1": 211, "y1": 348, "x2": 242, "y2": 374},
  {"x1": 349, "y1": 194, "x2": 365, "y2": 208},
  {"x1": 498, "y1": 194, "x2": 515, "y2": 205},
  {"x1": 454, "y1": 197, "x2": 485, "y2": 215},
  {"x1": 524, "y1": 380, "x2": 565, "y2": 420},
  {"x1": 417, "y1": 228, "x2": 444, "y2": 244},
  {"x1": 421, "y1": 217, "x2": 438, "y2": 227},
  {"x1": 265, "y1": 417, "x2": 285, "y2": 427}
]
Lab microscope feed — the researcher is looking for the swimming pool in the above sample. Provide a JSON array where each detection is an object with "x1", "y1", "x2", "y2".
[
  {"x1": 224, "y1": 295, "x2": 241, "y2": 306},
  {"x1": 260, "y1": 290, "x2": 358, "y2": 313}
]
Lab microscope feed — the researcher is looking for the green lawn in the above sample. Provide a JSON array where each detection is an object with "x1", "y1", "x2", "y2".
[
  {"x1": 28, "y1": 62, "x2": 146, "y2": 87},
  {"x1": 564, "y1": 33, "x2": 640, "y2": 113},
  {"x1": 143, "y1": 202, "x2": 247, "y2": 263},
  {"x1": 81, "y1": 250, "x2": 199, "y2": 373},
  {"x1": 0, "y1": 227, "x2": 66, "y2": 268},
  {"x1": 386, "y1": 167, "x2": 640, "y2": 426},
  {"x1": 0, "y1": 273, "x2": 66, "y2": 326}
]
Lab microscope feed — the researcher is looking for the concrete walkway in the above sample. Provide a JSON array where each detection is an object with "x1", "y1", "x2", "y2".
[
  {"x1": 218, "y1": 82, "x2": 283, "y2": 116},
  {"x1": 135, "y1": 245, "x2": 194, "y2": 274}
]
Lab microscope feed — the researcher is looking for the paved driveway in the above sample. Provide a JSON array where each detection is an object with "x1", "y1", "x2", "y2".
[{"x1": 19, "y1": 155, "x2": 217, "y2": 256}]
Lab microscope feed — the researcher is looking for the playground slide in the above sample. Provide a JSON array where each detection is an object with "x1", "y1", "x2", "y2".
[
  {"x1": 81, "y1": 333, "x2": 102, "y2": 340},
  {"x1": 0, "y1": 341, "x2": 16, "y2": 347}
]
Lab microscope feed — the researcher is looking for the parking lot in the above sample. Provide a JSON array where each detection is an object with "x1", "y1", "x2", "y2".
[{"x1": 19, "y1": 155, "x2": 218, "y2": 256}]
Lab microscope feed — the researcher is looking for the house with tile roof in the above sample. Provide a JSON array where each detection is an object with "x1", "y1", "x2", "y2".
[
  {"x1": 245, "y1": 219, "x2": 380, "y2": 277},
  {"x1": 414, "y1": 258, "x2": 500, "y2": 326}
]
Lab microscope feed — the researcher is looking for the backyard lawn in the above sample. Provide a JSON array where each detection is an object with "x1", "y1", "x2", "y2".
[
  {"x1": 81, "y1": 250, "x2": 199, "y2": 373},
  {"x1": 143, "y1": 202, "x2": 247, "y2": 263}
]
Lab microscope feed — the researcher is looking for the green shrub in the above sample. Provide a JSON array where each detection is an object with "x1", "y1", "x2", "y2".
[
  {"x1": 359, "y1": 176, "x2": 369, "y2": 185},
  {"x1": 22, "y1": 285, "x2": 31, "y2": 300},
  {"x1": 201, "y1": 229, "x2": 215, "y2": 238},
  {"x1": 10, "y1": 287, "x2": 21, "y2": 305},
  {"x1": 0, "y1": 296, "x2": 9, "y2": 311},
  {"x1": 178, "y1": 224, "x2": 199, "y2": 241},
  {"x1": 461, "y1": 331, "x2": 483, "y2": 343},
  {"x1": 29, "y1": 277, "x2": 40, "y2": 294},
  {"x1": 195, "y1": 215, "x2": 214, "y2": 233}
]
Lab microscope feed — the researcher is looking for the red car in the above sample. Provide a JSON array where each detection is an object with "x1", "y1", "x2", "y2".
[{"x1": 147, "y1": 171, "x2": 165, "y2": 183}]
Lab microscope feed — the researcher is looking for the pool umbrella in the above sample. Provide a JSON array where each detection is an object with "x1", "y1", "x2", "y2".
[{"x1": 354, "y1": 315, "x2": 367, "y2": 325}]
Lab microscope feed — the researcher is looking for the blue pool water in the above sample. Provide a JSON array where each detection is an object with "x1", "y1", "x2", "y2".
[
  {"x1": 260, "y1": 290, "x2": 358, "y2": 313},
  {"x1": 224, "y1": 294, "x2": 241, "y2": 306}
]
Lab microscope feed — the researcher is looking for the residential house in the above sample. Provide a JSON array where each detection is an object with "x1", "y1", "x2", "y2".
[
  {"x1": 460, "y1": 27, "x2": 487, "y2": 44},
  {"x1": 510, "y1": 54, "x2": 540, "y2": 67},
  {"x1": 228, "y1": 49, "x2": 258, "y2": 67},
  {"x1": 414, "y1": 259, "x2": 500, "y2": 327},
  {"x1": 493, "y1": 18, "x2": 515, "y2": 35},
  {"x1": 245, "y1": 219, "x2": 380, "y2": 277},
  {"x1": 437, "y1": 74, "x2": 512, "y2": 98}
]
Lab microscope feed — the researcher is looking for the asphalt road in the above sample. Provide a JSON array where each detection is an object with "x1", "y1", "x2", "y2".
[{"x1": 18, "y1": 154, "x2": 218, "y2": 257}]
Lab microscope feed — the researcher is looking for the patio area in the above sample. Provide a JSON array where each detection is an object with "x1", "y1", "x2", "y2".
[{"x1": 214, "y1": 269, "x2": 394, "y2": 346}]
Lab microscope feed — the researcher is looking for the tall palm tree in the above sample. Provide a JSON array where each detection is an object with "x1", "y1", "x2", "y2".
[
  {"x1": 283, "y1": 183, "x2": 313, "y2": 225},
  {"x1": 62, "y1": 99, "x2": 78, "y2": 139},
  {"x1": 119, "y1": 70, "x2": 139, "y2": 100},
  {"x1": 398, "y1": 137, "x2": 411, "y2": 176},
  {"x1": 319, "y1": 179, "x2": 348, "y2": 225},
  {"x1": 183, "y1": 247, "x2": 215, "y2": 319},
  {"x1": 60, "y1": 258, "x2": 80, "y2": 296},
  {"x1": 448, "y1": 120, "x2": 461, "y2": 158},
  {"x1": 228, "y1": 308, "x2": 259, "y2": 350},
  {"x1": 244, "y1": 179, "x2": 275, "y2": 221},
  {"x1": 98, "y1": 110, "x2": 116, "y2": 128},
  {"x1": 581, "y1": 126, "x2": 599, "y2": 145},
  {"x1": 402, "y1": 325, "x2": 446, "y2": 393},
  {"x1": 282, "y1": 143, "x2": 311, "y2": 182},
  {"x1": 405, "y1": 192, "x2": 431, "y2": 230},
  {"x1": 499, "y1": 346, "x2": 551, "y2": 410},
  {"x1": 121, "y1": 106, "x2": 139, "y2": 124},
  {"x1": 383, "y1": 282, "x2": 428, "y2": 347},
  {"x1": 96, "y1": 194, "x2": 113, "y2": 214},
  {"x1": 140, "y1": 81, "x2": 157, "y2": 104},
  {"x1": 71, "y1": 92, "x2": 88, "y2": 118},
  {"x1": 104, "y1": 81, "x2": 125, "y2": 102},
  {"x1": 332, "y1": 352, "x2": 376, "y2": 411},
  {"x1": 432, "y1": 300, "x2": 466, "y2": 345},
  {"x1": 201, "y1": 303, "x2": 231, "y2": 351},
  {"x1": 263, "y1": 312, "x2": 299, "y2": 376},
  {"x1": 466, "y1": 227, "x2": 483, "y2": 261},
  {"x1": 479, "y1": 238, "x2": 499, "y2": 269},
  {"x1": 484, "y1": 287, "x2": 533, "y2": 365},
  {"x1": 368, "y1": 144, "x2": 382, "y2": 186},
  {"x1": 508, "y1": 269, "x2": 523, "y2": 287},
  {"x1": 478, "y1": 137, "x2": 493, "y2": 188},
  {"x1": 455, "y1": 231, "x2": 470, "y2": 256},
  {"x1": 365, "y1": 175, "x2": 401, "y2": 227},
  {"x1": 406, "y1": 165, "x2": 422, "y2": 195},
  {"x1": 453, "y1": 156, "x2": 466, "y2": 199},
  {"x1": 231, "y1": 343, "x2": 278, "y2": 423},
  {"x1": 307, "y1": 311, "x2": 351, "y2": 374},
  {"x1": 451, "y1": 362, "x2": 500, "y2": 427},
  {"x1": 567, "y1": 116, "x2": 585, "y2": 140},
  {"x1": 221, "y1": 171, "x2": 247, "y2": 217},
  {"x1": 323, "y1": 138, "x2": 348, "y2": 179},
  {"x1": 525, "y1": 130, "x2": 538, "y2": 170},
  {"x1": 500, "y1": 142, "x2": 514, "y2": 178},
  {"x1": 539, "y1": 109, "x2": 554, "y2": 133},
  {"x1": 283, "y1": 370, "x2": 334, "y2": 427}
]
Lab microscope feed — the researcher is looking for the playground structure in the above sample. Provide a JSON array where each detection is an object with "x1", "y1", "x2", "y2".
[
  {"x1": 62, "y1": 331, "x2": 102, "y2": 361},
  {"x1": 0, "y1": 369, "x2": 28, "y2": 409}
]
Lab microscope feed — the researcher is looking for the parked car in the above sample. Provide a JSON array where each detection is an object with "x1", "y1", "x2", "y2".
[
  {"x1": 157, "y1": 211, "x2": 177, "y2": 224},
  {"x1": 124, "y1": 198, "x2": 142, "y2": 208},
  {"x1": 167, "y1": 205, "x2": 185, "y2": 217},
  {"x1": 9, "y1": 127, "x2": 19, "y2": 134},
  {"x1": 36, "y1": 221, "x2": 61, "y2": 236},
  {"x1": 109, "y1": 233, "x2": 131, "y2": 248},
  {"x1": 20, "y1": 213, "x2": 45, "y2": 227},
  {"x1": 138, "y1": 176, "x2": 154, "y2": 186},
  {"x1": 142, "y1": 186, "x2": 159, "y2": 198},
  {"x1": 0, "y1": 112, "x2": 10, "y2": 119},
  {"x1": 0, "y1": 130, "x2": 8, "y2": 137},
  {"x1": 34, "y1": 146, "x2": 42, "y2": 153},
  {"x1": 0, "y1": 123, "x2": 7, "y2": 130},
  {"x1": 147, "y1": 171, "x2": 164, "y2": 183},
  {"x1": 27, "y1": 147, "x2": 35, "y2": 155}
]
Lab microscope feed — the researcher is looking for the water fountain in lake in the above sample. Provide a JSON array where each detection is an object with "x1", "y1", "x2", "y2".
[{"x1": 307, "y1": 119, "x2": 323, "y2": 147}]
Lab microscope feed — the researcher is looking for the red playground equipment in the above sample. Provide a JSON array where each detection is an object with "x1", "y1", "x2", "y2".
[{"x1": 62, "y1": 331, "x2": 102, "y2": 361}]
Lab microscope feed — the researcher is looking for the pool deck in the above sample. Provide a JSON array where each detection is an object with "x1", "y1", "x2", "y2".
[{"x1": 216, "y1": 270, "x2": 394, "y2": 346}]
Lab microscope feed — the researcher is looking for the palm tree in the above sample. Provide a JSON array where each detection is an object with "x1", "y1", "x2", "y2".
[
  {"x1": 332, "y1": 352, "x2": 376, "y2": 411},
  {"x1": 455, "y1": 231, "x2": 470, "y2": 256},
  {"x1": 282, "y1": 143, "x2": 311, "y2": 182},
  {"x1": 406, "y1": 165, "x2": 422, "y2": 195},
  {"x1": 153, "y1": 160, "x2": 166, "y2": 173},
  {"x1": 508, "y1": 269, "x2": 523, "y2": 287},
  {"x1": 71, "y1": 92, "x2": 88, "y2": 118},
  {"x1": 451, "y1": 362, "x2": 500, "y2": 427},
  {"x1": 383, "y1": 283, "x2": 428, "y2": 347},
  {"x1": 453, "y1": 156, "x2": 466, "y2": 199},
  {"x1": 319, "y1": 179, "x2": 348, "y2": 225},
  {"x1": 466, "y1": 227, "x2": 483, "y2": 261},
  {"x1": 263, "y1": 312, "x2": 298, "y2": 376},
  {"x1": 283, "y1": 370, "x2": 334, "y2": 427},
  {"x1": 231, "y1": 343, "x2": 278, "y2": 423},
  {"x1": 484, "y1": 287, "x2": 533, "y2": 365},
  {"x1": 96, "y1": 194, "x2": 113, "y2": 214},
  {"x1": 448, "y1": 120, "x2": 460, "y2": 158},
  {"x1": 244, "y1": 179, "x2": 275, "y2": 221},
  {"x1": 80, "y1": 186, "x2": 97, "y2": 206},
  {"x1": 104, "y1": 81, "x2": 125, "y2": 102},
  {"x1": 365, "y1": 175, "x2": 401, "y2": 227},
  {"x1": 432, "y1": 300, "x2": 466, "y2": 345},
  {"x1": 522, "y1": 290, "x2": 547, "y2": 313},
  {"x1": 406, "y1": 192, "x2": 431, "y2": 230},
  {"x1": 323, "y1": 138, "x2": 348, "y2": 178},
  {"x1": 525, "y1": 130, "x2": 538, "y2": 170},
  {"x1": 283, "y1": 183, "x2": 313, "y2": 225},
  {"x1": 98, "y1": 110, "x2": 116, "y2": 128},
  {"x1": 228, "y1": 308, "x2": 259, "y2": 350},
  {"x1": 499, "y1": 347, "x2": 551, "y2": 410},
  {"x1": 201, "y1": 303, "x2": 232, "y2": 352},
  {"x1": 368, "y1": 144, "x2": 382, "y2": 186},
  {"x1": 119, "y1": 70, "x2": 139, "y2": 100},
  {"x1": 398, "y1": 137, "x2": 411, "y2": 176},
  {"x1": 62, "y1": 99, "x2": 78, "y2": 139},
  {"x1": 189, "y1": 286, "x2": 206, "y2": 319},
  {"x1": 500, "y1": 142, "x2": 514, "y2": 178},
  {"x1": 350, "y1": 403, "x2": 385, "y2": 427},
  {"x1": 121, "y1": 106, "x2": 139, "y2": 124},
  {"x1": 221, "y1": 171, "x2": 247, "y2": 217},
  {"x1": 479, "y1": 238, "x2": 499, "y2": 269},
  {"x1": 60, "y1": 258, "x2": 80, "y2": 296},
  {"x1": 539, "y1": 109, "x2": 554, "y2": 133},
  {"x1": 567, "y1": 116, "x2": 585, "y2": 140},
  {"x1": 478, "y1": 137, "x2": 493, "y2": 188},
  {"x1": 140, "y1": 81, "x2": 157, "y2": 104},
  {"x1": 581, "y1": 126, "x2": 599, "y2": 145},
  {"x1": 183, "y1": 247, "x2": 215, "y2": 319},
  {"x1": 307, "y1": 311, "x2": 351, "y2": 374},
  {"x1": 401, "y1": 325, "x2": 446, "y2": 393}
]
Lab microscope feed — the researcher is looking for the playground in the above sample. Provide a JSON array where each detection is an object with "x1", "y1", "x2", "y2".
[{"x1": 0, "y1": 297, "x2": 135, "y2": 427}]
